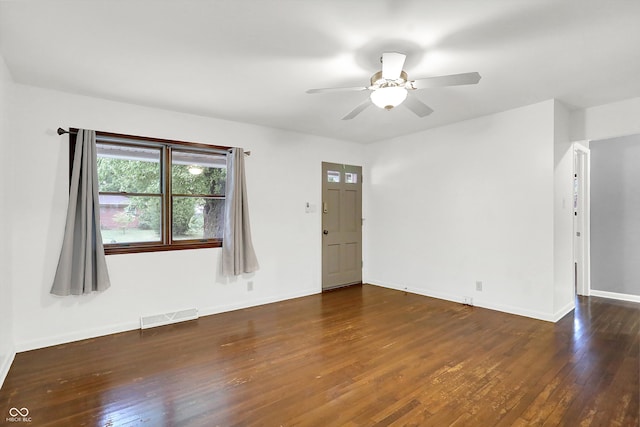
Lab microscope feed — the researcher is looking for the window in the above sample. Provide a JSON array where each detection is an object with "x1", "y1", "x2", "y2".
[
  {"x1": 70, "y1": 129, "x2": 229, "y2": 254},
  {"x1": 171, "y1": 150, "x2": 226, "y2": 241},
  {"x1": 345, "y1": 172, "x2": 358, "y2": 184},
  {"x1": 327, "y1": 170, "x2": 341, "y2": 183}
]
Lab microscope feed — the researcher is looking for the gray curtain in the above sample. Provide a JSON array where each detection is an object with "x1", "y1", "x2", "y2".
[
  {"x1": 222, "y1": 148, "x2": 259, "y2": 275},
  {"x1": 51, "y1": 129, "x2": 111, "y2": 295}
]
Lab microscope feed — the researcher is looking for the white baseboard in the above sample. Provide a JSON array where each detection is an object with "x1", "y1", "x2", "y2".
[
  {"x1": 368, "y1": 280, "x2": 463, "y2": 305},
  {"x1": 15, "y1": 288, "x2": 320, "y2": 353},
  {"x1": 16, "y1": 320, "x2": 140, "y2": 353},
  {"x1": 552, "y1": 301, "x2": 576, "y2": 322},
  {"x1": 367, "y1": 280, "x2": 557, "y2": 322},
  {"x1": 476, "y1": 299, "x2": 556, "y2": 322},
  {"x1": 590, "y1": 289, "x2": 640, "y2": 303},
  {"x1": 199, "y1": 288, "x2": 319, "y2": 317},
  {"x1": 0, "y1": 348, "x2": 16, "y2": 390}
]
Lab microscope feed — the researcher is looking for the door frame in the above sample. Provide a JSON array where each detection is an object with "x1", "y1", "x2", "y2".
[{"x1": 573, "y1": 142, "x2": 591, "y2": 296}]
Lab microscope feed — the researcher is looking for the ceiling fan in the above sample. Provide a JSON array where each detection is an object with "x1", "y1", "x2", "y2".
[{"x1": 306, "y1": 52, "x2": 481, "y2": 120}]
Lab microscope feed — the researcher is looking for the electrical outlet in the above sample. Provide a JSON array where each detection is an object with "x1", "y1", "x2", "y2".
[
  {"x1": 463, "y1": 296, "x2": 474, "y2": 306},
  {"x1": 476, "y1": 281, "x2": 483, "y2": 292},
  {"x1": 247, "y1": 281, "x2": 254, "y2": 291}
]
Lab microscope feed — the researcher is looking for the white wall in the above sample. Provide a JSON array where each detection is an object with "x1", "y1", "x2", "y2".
[
  {"x1": 365, "y1": 100, "x2": 560, "y2": 320},
  {"x1": 8, "y1": 84, "x2": 365, "y2": 351},
  {"x1": 570, "y1": 97, "x2": 640, "y2": 142},
  {"x1": 8, "y1": 84, "x2": 638, "y2": 357},
  {"x1": 0, "y1": 53, "x2": 15, "y2": 387},
  {"x1": 553, "y1": 100, "x2": 575, "y2": 318}
]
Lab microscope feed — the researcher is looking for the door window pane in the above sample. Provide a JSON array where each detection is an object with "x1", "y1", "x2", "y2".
[
  {"x1": 345, "y1": 172, "x2": 358, "y2": 184},
  {"x1": 327, "y1": 170, "x2": 340, "y2": 183}
]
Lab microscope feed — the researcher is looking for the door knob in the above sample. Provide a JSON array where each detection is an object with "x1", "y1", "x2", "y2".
[{"x1": 323, "y1": 230, "x2": 328, "y2": 235}]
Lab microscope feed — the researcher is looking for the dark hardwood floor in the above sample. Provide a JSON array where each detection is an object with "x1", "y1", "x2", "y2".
[{"x1": 1, "y1": 285, "x2": 638, "y2": 426}]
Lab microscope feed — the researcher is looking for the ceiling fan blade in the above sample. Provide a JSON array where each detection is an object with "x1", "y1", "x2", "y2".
[
  {"x1": 342, "y1": 99, "x2": 372, "y2": 120},
  {"x1": 411, "y1": 72, "x2": 481, "y2": 90},
  {"x1": 403, "y1": 96, "x2": 434, "y2": 117},
  {"x1": 306, "y1": 86, "x2": 368, "y2": 94},
  {"x1": 382, "y1": 52, "x2": 406, "y2": 80}
]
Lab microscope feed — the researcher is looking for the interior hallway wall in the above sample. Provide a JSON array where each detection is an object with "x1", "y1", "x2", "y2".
[{"x1": 590, "y1": 134, "x2": 640, "y2": 296}]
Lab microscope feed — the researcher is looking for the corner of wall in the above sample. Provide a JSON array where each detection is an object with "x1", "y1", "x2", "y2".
[
  {"x1": 569, "y1": 108, "x2": 587, "y2": 142},
  {"x1": 0, "y1": 349, "x2": 16, "y2": 389},
  {"x1": 0, "y1": 52, "x2": 16, "y2": 389},
  {"x1": 570, "y1": 97, "x2": 640, "y2": 142},
  {"x1": 552, "y1": 300, "x2": 575, "y2": 322},
  {"x1": 553, "y1": 99, "x2": 575, "y2": 316}
]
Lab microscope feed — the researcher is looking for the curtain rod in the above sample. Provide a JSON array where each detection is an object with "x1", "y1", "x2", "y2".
[{"x1": 57, "y1": 128, "x2": 250, "y2": 156}]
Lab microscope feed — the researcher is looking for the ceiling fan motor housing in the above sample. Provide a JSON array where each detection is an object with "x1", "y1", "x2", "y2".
[{"x1": 370, "y1": 70, "x2": 408, "y2": 88}]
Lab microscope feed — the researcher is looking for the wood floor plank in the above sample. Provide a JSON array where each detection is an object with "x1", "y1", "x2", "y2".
[{"x1": 1, "y1": 286, "x2": 638, "y2": 426}]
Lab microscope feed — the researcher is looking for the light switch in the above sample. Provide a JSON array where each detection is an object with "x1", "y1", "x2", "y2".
[{"x1": 305, "y1": 202, "x2": 317, "y2": 213}]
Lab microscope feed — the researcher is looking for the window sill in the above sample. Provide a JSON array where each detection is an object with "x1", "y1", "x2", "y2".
[{"x1": 104, "y1": 240, "x2": 222, "y2": 255}]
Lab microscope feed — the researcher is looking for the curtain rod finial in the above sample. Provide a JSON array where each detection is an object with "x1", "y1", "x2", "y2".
[{"x1": 57, "y1": 127, "x2": 67, "y2": 135}]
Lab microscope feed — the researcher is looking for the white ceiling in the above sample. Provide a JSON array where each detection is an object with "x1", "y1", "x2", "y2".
[{"x1": 1, "y1": 0, "x2": 639, "y2": 143}]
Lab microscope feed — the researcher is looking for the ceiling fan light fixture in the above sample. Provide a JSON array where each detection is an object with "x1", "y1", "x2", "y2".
[{"x1": 370, "y1": 86, "x2": 408, "y2": 110}]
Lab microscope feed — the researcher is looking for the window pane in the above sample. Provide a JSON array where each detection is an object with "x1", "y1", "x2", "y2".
[
  {"x1": 99, "y1": 195, "x2": 162, "y2": 244},
  {"x1": 327, "y1": 170, "x2": 340, "y2": 183},
  {"x1": 172, "y1": 151, "x2": 226, "y2": 195},
  {"x1": 345, "y1": 172, "x2": 358, "y2": 184},
  {"x1": 172, "y1": 197, "x2": 225, "y2": 240},
  {"x1": 97, "y1": 144, "x2": 161, "y2": 193}
]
